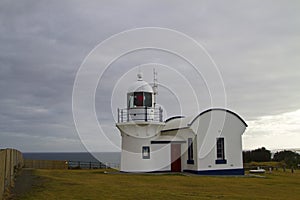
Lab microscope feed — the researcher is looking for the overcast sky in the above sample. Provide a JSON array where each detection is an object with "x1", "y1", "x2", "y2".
[{"x1": 1, "y1": 0, "x2": 300, "y2": 152}]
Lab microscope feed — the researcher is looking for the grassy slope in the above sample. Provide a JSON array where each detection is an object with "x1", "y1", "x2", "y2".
[{"x1": 20, "y1": 169, "x2": 300, "y2": 200}]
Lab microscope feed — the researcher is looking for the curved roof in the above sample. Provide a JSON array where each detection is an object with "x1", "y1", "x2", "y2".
[
  {"x1": 165, "y1": 115, "x2": 185, "y2": 122},
  {"x1": 188, "y1": 108, "x2": 248, "y2": 127},
  {"x1": 127, "y1": 74, "x2": 153, "y2": 93},
  {"x1": 162, "y1": 116, "x2": 193, "y2": 131},
  {"x1": 162, "y1": 108, "x2": 247, "y2": 132}
]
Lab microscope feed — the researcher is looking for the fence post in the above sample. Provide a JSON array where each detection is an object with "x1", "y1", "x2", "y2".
[
  {"x1": 10, "y1": 150, "x2": 13, "y2": 187},
  {"x1": 0, "y1": 150, "x2": 5, "y2": 199}
]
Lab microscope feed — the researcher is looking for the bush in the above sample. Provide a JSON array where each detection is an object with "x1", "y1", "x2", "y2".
[
  {"x1": 243, "y1": 147, "x2": 271, "y2": 163},
  {"x1": 273, "y1": 150, "x2": 300, "y2": 168}
]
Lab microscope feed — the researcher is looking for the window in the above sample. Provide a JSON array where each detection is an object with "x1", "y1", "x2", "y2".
[
  {"x1": 134, "y1": 92, "x2": 144, "y2": 106},
  {"x1": 216, "y1": 138, "x2": 225, "y2": 159},
  {"x1": 142, "y1": 146, "x2": 150, "y2": 159},
  {"x1": 128, "y1": 93, "x2": 134, "y2": 108},
  {"x1": 128, "y1": 92, "x2": 153, "y2": 108},
  {"x1": 216, "y1": 137, "x2": 227, "y2": 164},
  {"x1": 187, "y1": 138, "x2": 194, "y2": 164},
  {"x1": 144, "y1": 92, "x2": 152, "y2": 107}
]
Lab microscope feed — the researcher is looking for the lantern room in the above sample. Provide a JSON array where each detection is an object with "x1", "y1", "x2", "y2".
[
  {"x1": 127, "y1": 73, "x2": 154, "y2": 109},
  {"x1": 117, "y1": 72, "x2": 163, "y2": 123}
]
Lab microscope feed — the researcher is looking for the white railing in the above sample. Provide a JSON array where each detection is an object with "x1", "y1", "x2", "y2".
[{"x1": 117, "y1": 107, "x2": 163, "y2": 123}]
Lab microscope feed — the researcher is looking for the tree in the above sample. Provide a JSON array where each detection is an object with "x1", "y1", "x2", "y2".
[
  {"x1": 243, "y1": 147, "x2": 271, "y2": 163},
  {"x1": 243, "y1": 151, "x2": 252, "y2": 163},
  {"x1": 273, "y1": 150, "x2": 300, "y2": 168},
  {"x1": 251, "y1": 147, "x2": 271, "y2": 162}
]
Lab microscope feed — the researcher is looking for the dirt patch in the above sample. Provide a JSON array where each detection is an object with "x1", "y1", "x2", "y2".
[{"x1": 6, "y1": 168, "x2": 43, "y2": 200}]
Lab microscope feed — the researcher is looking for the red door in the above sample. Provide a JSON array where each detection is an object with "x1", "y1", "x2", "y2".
[{"x1": 171, "y1": 144, "x2": 181, "y2": 172}]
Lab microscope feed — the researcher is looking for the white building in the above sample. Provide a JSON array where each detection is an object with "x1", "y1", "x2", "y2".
[{"x1": 116, "y1": 73, "x2": 247, "y2": 175}]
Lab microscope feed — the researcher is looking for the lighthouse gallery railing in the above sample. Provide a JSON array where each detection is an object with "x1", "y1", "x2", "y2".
[{"x1": 117, "y1": 107, "x2": 163, "y2": 123}]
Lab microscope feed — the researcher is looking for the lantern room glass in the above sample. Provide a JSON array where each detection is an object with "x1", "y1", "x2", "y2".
[{"x1": 128, "y1": 92, "x2": 152, "y2": 108}]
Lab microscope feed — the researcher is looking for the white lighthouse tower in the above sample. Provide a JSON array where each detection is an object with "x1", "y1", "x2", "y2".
[{"x1": 116, "y1": 72, "x2": 165, "y2": 172}]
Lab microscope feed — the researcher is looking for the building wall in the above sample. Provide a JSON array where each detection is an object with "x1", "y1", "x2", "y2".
[
  {"x1": 120, "y1": 134, "x2": 170, "y2": 172},
  {"x1": 176, "y1": 130, "x2": 198, "y2": 171},
  {"x1": 117, "y1": 121, "x2": 166, "y2": 172},
  {"x1": 117, "y1": 109, "x2": 246, "y2": 174},
  {"x1": 190, "y1": 110, "x2": 246, "y2": 173}
]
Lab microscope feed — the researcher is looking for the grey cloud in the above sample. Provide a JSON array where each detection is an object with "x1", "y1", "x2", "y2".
[{"x1": 0, "y1": 0, "x2": 300, "y2": 151}]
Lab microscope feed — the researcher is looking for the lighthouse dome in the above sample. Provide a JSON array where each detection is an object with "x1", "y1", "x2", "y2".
[
  {"x1": 127, "y1": 72, "x2": 154, "y2": 109},
  {"x1": 127, "y1": 73, "x2": 153, "y2": 93}
]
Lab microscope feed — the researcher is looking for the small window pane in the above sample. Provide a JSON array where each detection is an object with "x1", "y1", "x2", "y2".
[
  {"x1": 187, "y1": 138, "x2": 194, "y2": 164},
  {"x1": 142, "y1": 146, "x2": 150, "y2": 159},
  {"x1": 144, "y1": 92, "x2": 152, "y2": 107},
  {"x1": 216, "y1": 138, "x2": 225, "y2": 160},
  {"x1": 134, "y1": 92, "x2": 143, "y2": 106},
  {"x1": 188, "y1": 138, "x2": 193, "y2": 160},
  {"x1": 128, "y1": 93, "x2": 134, "y2": 108}
]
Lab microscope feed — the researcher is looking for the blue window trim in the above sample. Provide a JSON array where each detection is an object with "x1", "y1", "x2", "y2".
[
  {"x1": 184, "y1": 168, "x2": 244, "y2": 175},
  {"x1": 187, "y1": 160, "x2": 194, "y2": 164},
  {"x1": 215, "y1": 159, "x2": 227, "y2": 164}
]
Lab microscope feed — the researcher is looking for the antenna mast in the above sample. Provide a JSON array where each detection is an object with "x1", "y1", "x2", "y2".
[{"x1": 153, "y1": 68, "x2": 158, "y2": 107}]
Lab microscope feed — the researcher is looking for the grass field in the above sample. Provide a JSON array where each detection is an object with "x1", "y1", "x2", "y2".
[{"x1": 15, "y1": 168, "x2": 300, "y2": 200}]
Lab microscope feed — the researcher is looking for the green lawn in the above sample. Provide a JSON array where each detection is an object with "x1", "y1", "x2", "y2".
[{"x1": 18, "y1": 169, "x2": 300, "y2": 200}]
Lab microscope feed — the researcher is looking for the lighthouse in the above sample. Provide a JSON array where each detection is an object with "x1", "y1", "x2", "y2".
[
  {"x1": 116, "y1": 72, "x2": 165, "y2": 172},
  {"x1": 116, "y1": 70, "x2": 247, "y2": 175}
]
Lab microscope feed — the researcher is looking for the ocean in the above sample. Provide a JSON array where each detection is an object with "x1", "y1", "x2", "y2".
[{"x1": 23, "y1": 152, "x2": 121, "y2": 165}]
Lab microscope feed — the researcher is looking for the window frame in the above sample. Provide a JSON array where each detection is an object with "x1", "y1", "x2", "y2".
[
  {"x1": 216, "y1": 137, "x2": 227, "y2": 164},
  {"x1": 142, "y1": 146, "x2": 150, "y2": 159},
  {"x1": 187, "y1": 138, "x2": 194, "y2": 164}
]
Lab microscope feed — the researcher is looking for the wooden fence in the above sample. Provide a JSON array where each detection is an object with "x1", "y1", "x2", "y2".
[
  {"x1": 24, "y1": 159, "x2": 68, "y2": 169},
  {"x1": 67, "y1": 160, "x2": 119, "y2": 169},
  {"x1": 24, "y1": 160, "x2": 119, "y2": 170},
  {"x1": 0, "y1": 149, "x2": 23, "y2": 200}
]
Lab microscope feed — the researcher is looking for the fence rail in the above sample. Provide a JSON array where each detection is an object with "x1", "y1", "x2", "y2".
[
  {"x1": 24, "y1": 159, "x2": 119, "y2": 170},
  {"x1": 24, "y1": 159, "x2": 68, "y2": 169},
  {"x1": 67, "y1": 161, "x2": 119, "y2": 169}
]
